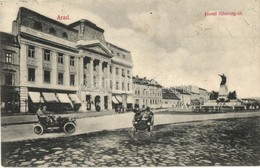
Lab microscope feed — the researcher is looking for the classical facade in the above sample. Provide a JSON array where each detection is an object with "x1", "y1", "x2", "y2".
[
  {"x1": 133, "y1": 76, "x2": 162, "y2": 109},
  {"x1": 11, "y1": 7, "x2": 133, "y2": 113},
  {"x1": 0, "y1": 32, "x2": 20, "y2": 113}
]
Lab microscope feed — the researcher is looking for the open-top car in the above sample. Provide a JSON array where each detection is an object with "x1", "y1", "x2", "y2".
[
  {"x1": 132, "y1": 110, "x2": 154, "y2": 137},
  {"x1": 33, "y1": 115, "x2": 76, "y2": 135}
]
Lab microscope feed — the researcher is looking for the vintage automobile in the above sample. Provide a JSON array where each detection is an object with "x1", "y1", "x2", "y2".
[
  {"x1": 33, "y1": 115, "x2": 76, "y2": 135},
  {"x1": 132, "y1": 110, "x2": 154, "y2": 137}
]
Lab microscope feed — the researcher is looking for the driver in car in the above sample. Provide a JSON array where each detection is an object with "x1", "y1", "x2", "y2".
[
  {"x1": 143, "y1": 106, "x2": 154, "y2": 126},
  {"x1": 36, "y1": 106, "x2": 55, "y2": 124},
  {"x1": 132, "y1": 104, "x2": 142, "y2": 125}
]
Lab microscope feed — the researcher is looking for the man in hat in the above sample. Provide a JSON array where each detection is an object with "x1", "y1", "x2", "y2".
[{"x1": 36, "y1": 105, "x2": 55, "y2": 124}]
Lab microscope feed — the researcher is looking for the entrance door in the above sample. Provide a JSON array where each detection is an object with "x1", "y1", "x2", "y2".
[
  {"x1": 86, "y1": 95, "x2": 91, "y2": 110},
  {"x1": 95, "y1": 96, "x2": 101, "y2": 111}
]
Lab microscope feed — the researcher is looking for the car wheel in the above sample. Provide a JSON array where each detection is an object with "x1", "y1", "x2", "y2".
[
  {"x1": 63, "y1": 122, "x2": 76, "y2": 134},
  {"x1": 33, "y1": 124, "x2": 44, "y2": 135}
]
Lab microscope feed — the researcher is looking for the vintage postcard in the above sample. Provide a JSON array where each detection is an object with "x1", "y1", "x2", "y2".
[{"x1": 0, "y1": 0, "x2": 259, "y2": 167}]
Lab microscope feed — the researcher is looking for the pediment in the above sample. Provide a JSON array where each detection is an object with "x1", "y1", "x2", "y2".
[
  {"x1": 76, "y1": 39, "x2": 113, "y2": 57},
  {"x1": 88, "y1": 46, "x2": 109, "y2": 55}
]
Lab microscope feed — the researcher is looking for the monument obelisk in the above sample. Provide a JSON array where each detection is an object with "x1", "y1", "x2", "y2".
[{"x1": 218, "y1": 74, "x2": 229, "y2": 102}]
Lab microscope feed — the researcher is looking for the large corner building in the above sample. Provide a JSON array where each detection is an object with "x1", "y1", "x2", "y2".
[{"x1": 7, "y1": 7, "x2": 133, "y2": 113}]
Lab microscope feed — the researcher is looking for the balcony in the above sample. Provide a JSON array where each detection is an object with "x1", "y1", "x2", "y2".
[
  {"x1": 57, "y1": 64, "x2": 64, "y2": 71},
  {"x1": 27, "y1": 57, "x2": 36, "y2": 66},
  {"x1": 69, "y1": 66, "x2": 76, "y2": 73},
  {"x1": 43, "y1": 61, "x2": 51, "y2": 68}
]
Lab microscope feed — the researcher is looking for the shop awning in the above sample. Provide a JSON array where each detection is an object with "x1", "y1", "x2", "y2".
[
  {"x1": 116, "y1": 95, "x2": 122, "y2": 103},
  {"x1": 57, "y1": 93, "x2": 72, "y2": 103},
  {"x1": 69, "y1": 94, "x2": 81, "y2": 103},
  {"x1": 42, "y1": 92, "x2": 58, "y2": 102},
  {"x1": 112, "y1": 96, "x2": 119, "y2": 104},
  {"x1": 28, "y1": 92, "x2": 42, "y2": 103},
  {"x1": 127, "y1": 95, "x2": 135, "y2": 104}
]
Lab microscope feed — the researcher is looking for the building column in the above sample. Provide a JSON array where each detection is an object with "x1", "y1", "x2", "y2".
[
  {"x1": 129, "y1": 70, "x2": 133, "y2": 93},
  {"x1": 118, "y1": 68, "x2": 122, "y2": 90},
  {"x1": 78, "y1": 56, "x2": 84, "y2": 90},
  {"x1": 78, "y1": 56, "x2": 87, "y2": 112},
  {"x1": 100, "y1": 94, "x2": 104, "y2": 111},
  {"x1": 89, "y1": 57, "x2": 94, "y2": 91},
  {"x1": 106, "y1": 63, "x2": 110, "y2": 92},
  {"x1": 51, "y1": 52, "x2": 57, "y2": 85},
  {"x1": 124, "y1": 68, "x2": 128, "y2": 92},
  {"x1": 20, "y1": 87, "x2": 28, "y2": 113},
  {"x1": 64, "y1": 55, "x2": 70, "y2": 86},
  {"x1": 112, "y1": 64, "x2": 116, "y2": 91},
  {"x1": 20, "y1": 44, "x2": 27, "y2": 86},
  {"x1": 99, "y1": 60, "x2": 103, "y2": 91},
  {"x1": 108, "y1": 94, "x2": 112, "y2": 110},
  {"x1": 36, "y1": 47, "x2": 43, "y2": 85}
]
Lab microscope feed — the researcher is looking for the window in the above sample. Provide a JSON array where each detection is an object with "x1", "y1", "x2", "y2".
[
  {"x1": 111, "y1": 50, "x2": 114, "y2": 54},
  {"x1": 62, "y1": 32, "x2": 68, "y2": 39},
  {"x1": 116, "y1": 68, "x2": 119, "y2": 75},
  {"x1": 49, "y1": 27, "x2": 56, "y2": 35},
  {"x1": 58, "y1": 73, "x2": 63, "y2": 85},
  {"x1": 28, "y1": 68, "x2": 35, "y2": 82},
  {"x1": 110, "y1": 80, "x2": 113, "y2": 89},
  {"x1": 33, "y1": 21, "x2": 42, "y2": 31},
  {"x1": 117, "y1": 52, "x2": 120, "y2": 57},
  {"x1": 43, "y1": 49, "x2": 50, "y2": 61},
  {"x1": 70, "y1": 74, "x2": 75, "y2": 86},
  {"x1": 4, "y1": 73, "x2": 13, "y2": 85},
  {"x1": 122, "y1": 82, "x2": 125, "y2": 90},
  {"x1": 110, "y1": 66, "x2": 112, "y2": 73},
  {"x1": 58, "y1": 53, "x2": 63, "y2": 64},
  {"x1": 123, "y1": 54, "x2": 126, "y2": 59},
  {"x1": 44, "y1": 70, "x2": 51, "y2": 83},
  {"x1": 83, "y1": 74, "x2": 87, "y2": 85},
  {"x1": 116, "y1": 82, "x2": 119, "y2": 90},
  {"x1": 128, "y1": 83, "x2": 130, "y2": 91},
  {"x1": 28, "y1": 46, "x2": 35, "y2": 58},
  {"x1": 70, "y1": 56, "x2": 75, "y2": 66},
  {"x1": 122, "y1": 69, "x2": 125, "y2": 77},
  {"x1": 5, "y1": 52, "x2": 12, "y2": 63}
]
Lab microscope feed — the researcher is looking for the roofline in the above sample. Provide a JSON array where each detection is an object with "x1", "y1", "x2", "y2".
[
  {"x1": 0, "y1": 31, "x2": 14, "y2": 36},
  {"x1": 18, "y1": 7, "x2": 78, "y2": 32},
  {"x1": 68, "y1": 19, "x2": 104, "y2": 33},
  {"x1": 107, "y1": 42, "x2": 130, "y2": 53}
]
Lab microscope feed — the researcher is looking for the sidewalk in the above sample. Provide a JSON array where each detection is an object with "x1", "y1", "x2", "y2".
[{"x1": 1, "y1": 110, "x2": 120, "y2": 126}]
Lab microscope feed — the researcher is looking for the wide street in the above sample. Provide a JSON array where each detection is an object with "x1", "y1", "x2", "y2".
[
  {"x1": 1, "y1": 112, "x2": 260, "y2": 167},
  {"x1": 2, "y1": 110, "x2": 260, "y2": 142}
]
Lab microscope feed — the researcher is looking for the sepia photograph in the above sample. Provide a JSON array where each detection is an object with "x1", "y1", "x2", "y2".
[{"x1": 0, "y1": 0, "x2": 259, "y2": 167}]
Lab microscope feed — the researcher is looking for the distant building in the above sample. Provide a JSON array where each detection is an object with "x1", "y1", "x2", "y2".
[
  {"x1": 162, "y1": 88, "x2": 180, "y2": 108},
  {"x1": 133, "y1": 76, "x2": 162, "y2": 109},
  {"x1": 0, "y1": 32, "x2": 20, "y2": 113},
  {"x1": 174, "y1": 85, "x2": 210, "y2": 106},
  {"x1": 9, "y1": 7, "x2": 133, "y2": 113}
]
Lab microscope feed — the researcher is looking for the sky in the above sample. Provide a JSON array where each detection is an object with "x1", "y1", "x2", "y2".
[{"x1": 0, "y1": 0, "x2": 259, "y2": 98}]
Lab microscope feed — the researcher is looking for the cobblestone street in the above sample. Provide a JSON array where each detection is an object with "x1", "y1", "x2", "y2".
[{"x1": 2, "y1": 116, "x2": 260, "y2": 167}]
